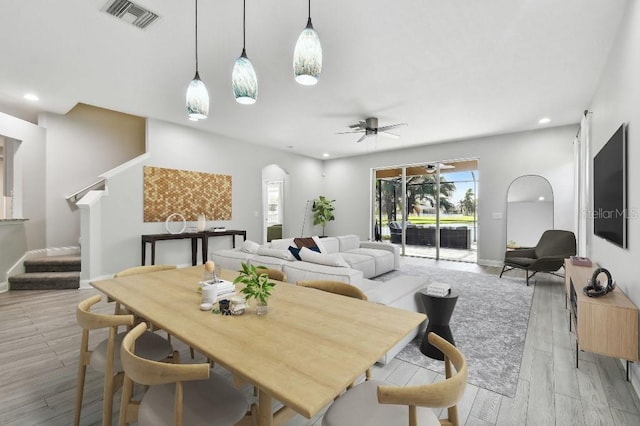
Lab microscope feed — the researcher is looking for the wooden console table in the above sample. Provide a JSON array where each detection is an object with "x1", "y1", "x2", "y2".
[
  {"x1": 565, "y1": 260, "x2": 638, "y2": 379},
  {"x1": 141, "y1": 230, "x2": 246, "y2": 266}
]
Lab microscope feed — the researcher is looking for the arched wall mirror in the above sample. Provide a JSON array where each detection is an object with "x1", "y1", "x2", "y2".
[{"x1": 506, "y1": 175, "x2": 553, "y2": 248}]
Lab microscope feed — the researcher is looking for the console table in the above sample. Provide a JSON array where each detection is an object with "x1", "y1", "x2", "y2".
[
  {"x1": 565, "y1": 260, "x2": 638, "y2": 380},
  {"x1": 141, "y1": 230, "x2": 246, "y2": 266}
]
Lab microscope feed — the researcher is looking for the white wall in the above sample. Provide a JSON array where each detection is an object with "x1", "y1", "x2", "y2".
[
  {"x1": 96, "y1": 119, "x2": 324, "y2": 275},
  {"x1": 39, "y1": 104, "x2": 145, "y2": 248},
  {"x1": 323, "y1": 125, "x2": 577, "y2": 265},
  {"x1": 0, "y1": 112, "x2": 46, "y2": 284},
  {"x1": 587, "y1": 0, "x2": 640, "y2": 385}
]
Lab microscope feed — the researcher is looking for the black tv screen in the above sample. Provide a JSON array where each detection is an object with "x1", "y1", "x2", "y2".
[{"x1": 593, "y1": 123, "x2": 627, "y2": 248}]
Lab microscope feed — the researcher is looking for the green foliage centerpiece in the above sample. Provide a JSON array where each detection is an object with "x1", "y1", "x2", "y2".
[{"x1": 233, "y1": 263, "x2": 275, "y2": 315}]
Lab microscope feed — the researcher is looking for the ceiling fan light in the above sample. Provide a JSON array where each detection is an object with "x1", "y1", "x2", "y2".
[
  {"x1": 293, "y1": 19, "x2": 322, "y2": 86},
  {"x1": 186, "y1": 71, "x2": 209, "y2": 120},
  {"x1": 232, "y1": 51, "x2": 258, "y2": 105}
]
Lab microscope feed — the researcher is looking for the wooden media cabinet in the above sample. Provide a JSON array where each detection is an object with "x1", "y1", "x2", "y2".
[{"x1": 565, "y1": 260, "x2": 638, "y2": 380}]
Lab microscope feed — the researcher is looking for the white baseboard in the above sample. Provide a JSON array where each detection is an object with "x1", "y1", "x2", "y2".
[
  {"x1": 0, "y1": 281, "x2": 7, "y2": 293},
  {"x1": 478, "y1": 258, "x2": 503, "y2": 268},
  {"x1": 80, "y1": 274, "x2": 113, "y2": 289}
]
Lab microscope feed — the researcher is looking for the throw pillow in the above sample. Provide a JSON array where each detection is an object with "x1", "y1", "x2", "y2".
[
  {"x1": 288, "y1": 245, "x2": 320, "y2": 261},
  {"x1": 256, "y1": 246, "x2": 295, "y2": 261},
  {"x1": 294, "y1": 237, "x2": 318, "y2": 250},
  {"x1": 311, "y1": 236, "x2": 327, "y2": 253},
  {"x1": 299, "y1": 247, "x2": 349, "y2": 267},
  {"x1": 240, "y1": 240, "x2": 260, "y2": 254}
]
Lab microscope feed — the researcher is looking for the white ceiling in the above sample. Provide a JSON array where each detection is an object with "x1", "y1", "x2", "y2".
[{"x1": 0, "y1": 0, "x2": 627, "y2": 159}]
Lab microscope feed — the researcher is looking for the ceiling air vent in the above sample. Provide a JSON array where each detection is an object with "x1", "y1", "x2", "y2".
[{"x1": 104, "y1": 0, "x2": 159, "y2": 30}]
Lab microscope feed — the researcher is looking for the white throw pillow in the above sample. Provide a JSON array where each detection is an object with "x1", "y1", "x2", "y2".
[
  {"x1": 299, "y1": 247, "x2": 349, "y2": 267},
  {"x1": 240, "y1": 240, "x2": 261, "y2": 254},
  {"x1": 256, "y1": 246, "x2": 296, "y2": 261},
  {"x1": 312, "y1": 236, "x2": 327, "y2": 253}
]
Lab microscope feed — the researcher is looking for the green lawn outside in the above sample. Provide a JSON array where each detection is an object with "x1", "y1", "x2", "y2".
[{"x1": 379, "y1": 215, "x2": 476, "y2": 226}]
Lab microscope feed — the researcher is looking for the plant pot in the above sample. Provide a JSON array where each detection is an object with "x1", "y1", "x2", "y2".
[{"x1": 256, "y1": 301, "x2": 268, "y2": 316}]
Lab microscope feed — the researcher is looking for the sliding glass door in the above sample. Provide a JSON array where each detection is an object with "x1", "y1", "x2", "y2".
[{"x1": 373, "y1": 160, "x2": 478, "y2": 263}]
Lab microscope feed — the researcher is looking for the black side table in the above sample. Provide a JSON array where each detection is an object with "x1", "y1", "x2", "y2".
[{"x1": 419, "y1": 289, "x2": 458, "y2": 360}]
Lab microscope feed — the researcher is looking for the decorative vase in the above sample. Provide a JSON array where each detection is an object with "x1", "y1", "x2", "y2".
[
  {"x1": 256, "y1": 301, "x2": 268, "y2": 316},
  {"x1": 196, "y1": 213, "x2": 206, "y2": 232}
]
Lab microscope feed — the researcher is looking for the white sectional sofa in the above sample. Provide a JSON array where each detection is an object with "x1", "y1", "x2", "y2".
[
  {"x1": 211, "y1": 235, "x2": 399, "y2": 287},
  {"x1": 211, "y1": 235, "x2": 427, "y2": 364}
]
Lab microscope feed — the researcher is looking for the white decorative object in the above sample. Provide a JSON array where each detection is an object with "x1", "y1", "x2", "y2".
[
  {"x1": 197, "y1": 213, "x2": 207, "y2": 231},
  {"x1": 202, "y1": 285, "x2": 218, "y2": 304},
  {"x1": 165, "y1": 213, "x2": 186, "y2": 234}
]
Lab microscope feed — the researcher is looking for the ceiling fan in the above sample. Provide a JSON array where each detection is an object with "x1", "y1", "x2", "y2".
[{"x1": 337, "y1": 117, "x2": 407, "y2": 143}]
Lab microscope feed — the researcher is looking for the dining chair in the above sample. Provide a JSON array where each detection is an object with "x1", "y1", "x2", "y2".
[
  {"x1": 113, "y1": 264, "x2": 196, "y2": 358},
  {"x1": 256, "y1": 266, "x2": 287, "y2": 282},
  {"x1": 119, "y1": 322, "x2": 252, "y2": 426},
  {"x1": 297, "y1": 280, "x2": 370, "y2": 382},
  {"x1": 74, "y1": 295, "x2": 173, "y2": 426},
  {"x1": 297, "y1": 280, "x2": 368, "y2": 301},
  {"x1": 322, "y1": 332, "x2": 468, "y2": 426},
  {"x1": 113, "y1": 264, "x2": 177, "y2": 315}
]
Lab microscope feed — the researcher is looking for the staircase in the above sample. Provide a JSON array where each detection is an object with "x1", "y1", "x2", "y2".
[{"x1": 9, "y1": 255, "x2": 81, "y2": 290}]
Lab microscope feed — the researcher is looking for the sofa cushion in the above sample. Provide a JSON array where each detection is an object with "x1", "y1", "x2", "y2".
[
  {"x1": 210, "y1": 249, "x2": 252, "y2": 272},
  {"x1": 299, "y1": 247, "x2": 349, "y2": 267},
  {"x1": 282, "y1": 262, "x2": 363, "y2": 286},
  {"x1": 256, "y1": 246, "x2": 296, "y2": 261},
  {"x1": 240, "y1": 240, "x2": 260, "y2": 254},
  {"x1": 339, "y1": 252, "x2": 376, "y2": 279},
  {"x1": 337, "y1": 235, "x2": 361, "y2": 252},
  {"x1": 247, "y1": 255, "x2": 290, "y2": 270},
  {"x1": 346, "y1": 248, "x2": 394, "y2": 277}
]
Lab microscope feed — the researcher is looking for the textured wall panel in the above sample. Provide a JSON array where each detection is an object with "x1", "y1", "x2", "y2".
[{"x1": 143, "y1": 166, "x2": 232, "y2": 223}]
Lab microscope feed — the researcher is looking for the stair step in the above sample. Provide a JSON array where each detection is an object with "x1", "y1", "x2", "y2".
[
  {"x1": 24, "y1": 255, "x2": 81, "y2": 273},
  {"x1": 9, "y1": 272, "x2": 80, "y2": 290}
]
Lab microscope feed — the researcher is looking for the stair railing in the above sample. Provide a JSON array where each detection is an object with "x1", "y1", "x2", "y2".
[{"x1": 66, "y1": 179, "x2": 106, "y2": 210}]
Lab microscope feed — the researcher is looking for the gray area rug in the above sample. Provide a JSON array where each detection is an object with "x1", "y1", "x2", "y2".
[{"x1": 378, "y1": 259, "x2": 534, "y2": 398}]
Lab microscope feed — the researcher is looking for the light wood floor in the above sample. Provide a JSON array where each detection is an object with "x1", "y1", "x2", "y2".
[{"x1": 1, "y1": 259, "x2": 639, "y2": 425}]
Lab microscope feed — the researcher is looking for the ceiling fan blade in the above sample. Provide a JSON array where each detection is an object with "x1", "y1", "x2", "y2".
[
  {"x1": 349, "y1": 121, "x2": 367, "y2": 130},
  {"x1": 379, "y1": 131, "x2": 400, "y2": 139},
  {"x1": 378, "y1": 123, "x2": 407, "y2": 132},
  {"x1": 336, "y1": 130, "x2": 364, "y2": 135},
  {"x1": 356, "y1": 134, "x2": 368, "y2": 143}
]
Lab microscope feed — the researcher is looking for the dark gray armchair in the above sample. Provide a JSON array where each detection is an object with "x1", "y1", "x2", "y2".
[{"x1": 500, "y1": 230, "x2": 576, "y2": 286}]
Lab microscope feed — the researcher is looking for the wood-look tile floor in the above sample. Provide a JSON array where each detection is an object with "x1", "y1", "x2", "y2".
[{"x1": 1, "y1": 259, "x2": 639, "y2": 425}]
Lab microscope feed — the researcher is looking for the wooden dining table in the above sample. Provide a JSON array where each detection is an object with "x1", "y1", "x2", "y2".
[{"x1": 91, "y1": 266, "x2": 426, "y2": 426}]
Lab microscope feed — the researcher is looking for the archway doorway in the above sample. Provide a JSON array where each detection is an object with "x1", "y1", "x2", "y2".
[{"x1": 262, "y1": 165, "x2": 288, "y2": 243}]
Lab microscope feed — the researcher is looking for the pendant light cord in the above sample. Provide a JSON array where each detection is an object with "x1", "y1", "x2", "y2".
[
  {"x1": 243, "y1": 0, "x2": 246, "y2": 51},
  {"x1": 308, "y1": 0, "x2": 311, "y2": 20},
  {"x1": 195, "y1": 0, "x2": 199, "y2": 72}
]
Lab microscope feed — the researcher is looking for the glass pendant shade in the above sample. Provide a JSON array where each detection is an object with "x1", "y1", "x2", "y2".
[
  {"x1": 232, "y1": 50, "x2": 258, "y2": 104},
  {"x1": 293, "y1": 18, "x2": 322, "y2": 86},
  {"x1": 186, "y1": 71, "x2": 209, "y2": 120}
]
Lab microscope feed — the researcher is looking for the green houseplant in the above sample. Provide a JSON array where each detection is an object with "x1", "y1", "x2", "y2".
[
  {"x1": 312, "y1": 195, "x2": 335, "y2": 237},
  {"x1": 233, "y1": 263, "x2": 275, "y2": 315}
]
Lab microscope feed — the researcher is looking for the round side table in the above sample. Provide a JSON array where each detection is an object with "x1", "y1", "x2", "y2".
[{"x1": 419, "y1": 289, "x2": 458, "y2": 360}]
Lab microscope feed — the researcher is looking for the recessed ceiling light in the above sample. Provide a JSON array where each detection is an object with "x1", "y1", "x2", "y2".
[
  {"x1": 322, "y1": 153, "x2": 330, "y2": 158},
  {"x1": 538, "y1": 196, "x2": 545, "y2": 201},
  {"x1": 24, "y1": 93, "x2": 39, "y2": 101},
  {"x1": 538, "y1": 117, "x2": 551, "y2": 124}
]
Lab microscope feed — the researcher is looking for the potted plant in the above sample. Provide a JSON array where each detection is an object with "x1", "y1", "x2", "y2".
[
  {"x1": 312, "y1": 195, "x2": 335, "y2": 237},
  {"x1": 233, "y1": 263, "x2": 275, "y2": 315}
]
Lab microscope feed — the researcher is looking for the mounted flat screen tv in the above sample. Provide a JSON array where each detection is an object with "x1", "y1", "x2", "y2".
[{"x1": 593, "y1": 123, "x2": 627, "y2": 248}]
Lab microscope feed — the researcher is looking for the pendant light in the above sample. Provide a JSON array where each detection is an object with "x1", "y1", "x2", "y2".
[
  {"x1": 232, "y1": 0, "x2": 258, "y2": 104},
  {"x1": 186, "y1": 0, "x2": 209, "y2": 120},
  {"x1": 293, "y1": 0, "x2": 322, "y2": 86}
]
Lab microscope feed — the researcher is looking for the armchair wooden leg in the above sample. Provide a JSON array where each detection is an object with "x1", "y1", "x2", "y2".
[{"x1": 499, "y1": 265, "x2": 506, "y2": 278}]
